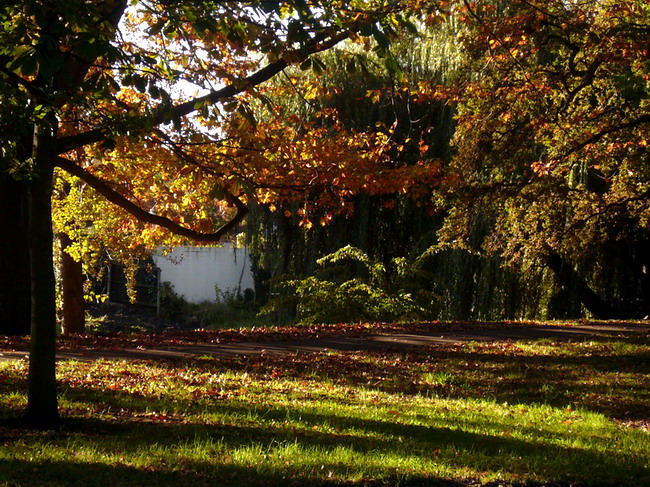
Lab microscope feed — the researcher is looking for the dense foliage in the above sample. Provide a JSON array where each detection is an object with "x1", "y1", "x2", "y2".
[
  {"x1": 260, "y1": 245, "x2": 441, "y2": 323},
  {"x1": 0, "y1": 0, "x2": 426, "y2": 425},
  {"x1": 441, "y1": 0, "x2": 650, "y2": 319},
  {"x1": 247, "y1": 0, "x2": 650, "y2": 322}
]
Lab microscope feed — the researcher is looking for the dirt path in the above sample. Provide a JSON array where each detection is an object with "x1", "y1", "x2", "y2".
[{"x1": 1, "y1": 321, "x2": 648, "y2": 362}]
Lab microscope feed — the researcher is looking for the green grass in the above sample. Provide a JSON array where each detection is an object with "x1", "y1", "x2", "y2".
[{"x1": 0, "y1": 329, "x2": 649, "y2": 486}]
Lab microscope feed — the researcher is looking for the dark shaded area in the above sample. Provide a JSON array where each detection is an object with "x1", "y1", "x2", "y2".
[
  {"x1": 0, "y1": 456, "x2": 477, "y2": 487},
  {"x1": 86, "y1": 303, "x2": 169, "y2": 333},
  {"x1": 0, "y1": 174, "x2": 30, "y2": 336},
  {"x1": 102, "y1": 262, "x2": 159, "y2": 308}
]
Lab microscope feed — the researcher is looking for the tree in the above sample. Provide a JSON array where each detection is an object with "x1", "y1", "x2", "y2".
[
  {"x1": 0, "y1": 0, "x2": 424, "y2": 426},
  {"x1": 437, "y1": 0, "x2": 650, "y2": 318},
  {"x1": 243, "y1": 23, "x2": 461, "y2": 317},
  {"x1": 248, "y1": 0, "x2": 650, "y2": 321}
]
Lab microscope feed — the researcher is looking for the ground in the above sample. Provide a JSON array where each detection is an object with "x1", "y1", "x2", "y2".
[
  {"x1": 1, "y1": 320, "x2": 648, "y2": 486},
  {"x1": 1, "y1": 318, "x2": 648, "y2": 362}
]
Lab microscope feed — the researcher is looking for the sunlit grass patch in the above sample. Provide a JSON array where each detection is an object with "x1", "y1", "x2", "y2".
[{"x1": 1, "y1": 331, "x2": 649, "y2": 486}]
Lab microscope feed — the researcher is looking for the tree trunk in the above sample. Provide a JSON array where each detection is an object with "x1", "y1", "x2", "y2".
[
  {"x1": 0, "y1": 173, "x2": 31, "y2": 335},
  {"x1": 59, "y1": 232, "x2": 86, "y2": 334},
  {"x1": 543, "y1": 252, "x2": 618, "y2": 319},
  {"x1": 24, "y1": 121, "x2": 59, "y2": 428}
]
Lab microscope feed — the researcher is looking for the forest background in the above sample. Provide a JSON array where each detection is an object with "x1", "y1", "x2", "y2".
[{"x1": 245, "y1": 0, "x2": 650, "y2": 325}]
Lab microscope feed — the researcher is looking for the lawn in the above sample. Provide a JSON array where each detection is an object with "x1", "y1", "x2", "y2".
[{"x1": 0, "y1": 322, "x2": 648, "y2": 486}]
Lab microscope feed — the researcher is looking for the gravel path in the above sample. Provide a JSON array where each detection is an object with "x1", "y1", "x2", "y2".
[{"x1": 1, "y1": 321, "x2": 648, "y2": 362}]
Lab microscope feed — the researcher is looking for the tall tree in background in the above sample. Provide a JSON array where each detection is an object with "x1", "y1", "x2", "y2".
[
  {"x1": 441, "y1": 0, "x2": 650, "y2": 318},
  {"x1": 0, "y1": 0, "x2": 423, "y2": 427},
  {"x1": 243, "y1": 26, "x2": 459, "y2": 306},
  {"x1": 246, "y1": 0, "x2": 650, "y2": 322}
]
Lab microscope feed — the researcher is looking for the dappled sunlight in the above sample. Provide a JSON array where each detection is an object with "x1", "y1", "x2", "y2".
[{"x1": 1, "y1": 330, "x2": 649, "y2": 486}]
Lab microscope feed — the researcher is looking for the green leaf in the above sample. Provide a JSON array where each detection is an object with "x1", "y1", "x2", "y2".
[
  {"x1": 384, "y1": 56, "x2": 402, "y2": 80},
  {"x1": 8, "y1": 47, "x2": 38, "y2": 77},
  {"x1": 105, "y1": 74, "x2": 121, "y2": 92},
  {"x1": 311, "y1": 58, "x2": 326, "y2": 76},
  {"x1": 237, "y1": 103, "x2": 257, "y2": 129},
  {"x1": 300, "y1": 58, "x2": 312, "y2": 71},
  {"x1": 372, "y1": 25, "x2": 390, "y2": 51},
  {"x1": 360, "y1": 23, "x2": 373, "y2": 37},
  {"x1": 403, "y1": 19, "x2": 419, "y2": 35}
]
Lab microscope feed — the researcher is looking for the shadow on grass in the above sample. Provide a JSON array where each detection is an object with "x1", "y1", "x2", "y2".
[
  {"x1": 173, "y1": 334, "x2": 649, "y2": 420},
  {"x1": 1, "y1": 328, "x2": 648, "y2": 486},
  {"x1": 411, "y1": 347, "x2": 650, "y2": 417},
  {"x1": 0, "y1": 457, "x2": 471, "y2": 487},
  {"x1": 0, "y1": 415, "x2": 645, "y2": 487},
  {"x1": 2, "y1": 393, "x2": 648, "y2": 487}
]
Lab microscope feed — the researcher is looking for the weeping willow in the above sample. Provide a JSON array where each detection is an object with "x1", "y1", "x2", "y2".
[{"x1": 244, "y1": 21, "x2": 584, "y2": 323}]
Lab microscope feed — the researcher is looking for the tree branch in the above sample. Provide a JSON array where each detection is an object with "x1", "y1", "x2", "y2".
[
  {"x1": 555, "y1": 113, "x2": 650, "y2": 163},
  {"x1": 57, "y1": 26, "x2": 356, "y2": 154},
  {"x1": 55, "y1": 156, "x2": 247, "y2": 242}
]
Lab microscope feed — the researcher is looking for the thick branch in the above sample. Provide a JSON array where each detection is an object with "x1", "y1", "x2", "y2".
[
  {"x1": 57, "y1": 27, "x2": 355, "y2": 154},
  {"x1": 560, "y1": 187, "x2": 650, "y2": 238},
  {"x1": 542, "y1": 251, "x2": 618, "y2": 319},
  {"x1": 55, "y1": 156, "x2": 247, "y2": 242},
  {"x1": 0, "y1": 55, "x2": 41, "y2": 94},
  {"x1": 556, "y1": 113, "x2": 650, "y2": 163}
]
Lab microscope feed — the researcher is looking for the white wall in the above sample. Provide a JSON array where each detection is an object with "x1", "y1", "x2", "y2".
[{"x1": 153, "y1": 245, "x2": 255, "y2": 303}]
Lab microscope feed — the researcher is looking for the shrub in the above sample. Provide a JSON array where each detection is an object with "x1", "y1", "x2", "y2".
[{"x1": 260, "y1": 245, "x2": 441, "y2": 324}]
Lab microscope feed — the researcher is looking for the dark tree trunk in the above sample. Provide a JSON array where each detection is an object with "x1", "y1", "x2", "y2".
[
  {"x1": 0, "y1": 173, "x2": 31, "y2": 335},
  {"x1": 543, "y1": 252, "x2": 618, "y2": 319},
  {"x1": 60, "y1": 232, "x2": 86, "y2": 334},
  {"x1": 617, "y1": 238, "x2": 650, "y2": 318},
  {"x1": 24, "y1": 121, "x2": 59, "y2": 428}
]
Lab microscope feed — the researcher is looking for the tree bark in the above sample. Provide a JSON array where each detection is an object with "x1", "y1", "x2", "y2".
[
  {"x1": 59, "y1": 232, "x2": 85, "y2": 334},
  {"x1": 0, "y1": 173, "x2": 31, "y2": 335},
  {"x1": 24, "y1": 121, "x2": 59, "y2": 428}
]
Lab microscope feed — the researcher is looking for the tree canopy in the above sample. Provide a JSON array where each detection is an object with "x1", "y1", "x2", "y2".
[
  {"x1": 245, "y1": 0, "x2": 650, "y2": 322},
  {"x1": 0, "y1": 0, "x2": 429, "y2": 427},
  {"x1": 1, "y1": 0, "x2": 648, "y2": 427},
  {"x1": 439, "y1": 0, "x2": 650, "y2": 317}
]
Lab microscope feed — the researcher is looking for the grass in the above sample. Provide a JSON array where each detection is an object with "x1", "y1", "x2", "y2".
[{"x1": 0, "y1": 324, "x2": 648, "y2": 486}]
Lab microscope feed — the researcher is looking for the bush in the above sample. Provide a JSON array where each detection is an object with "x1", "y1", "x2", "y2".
[
  {"x1": 159, "y1": 282, "x2": 262, "y2": 329},
  {"x1": 260, "y1": 245, "x2": 441, "y2": 324}
]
